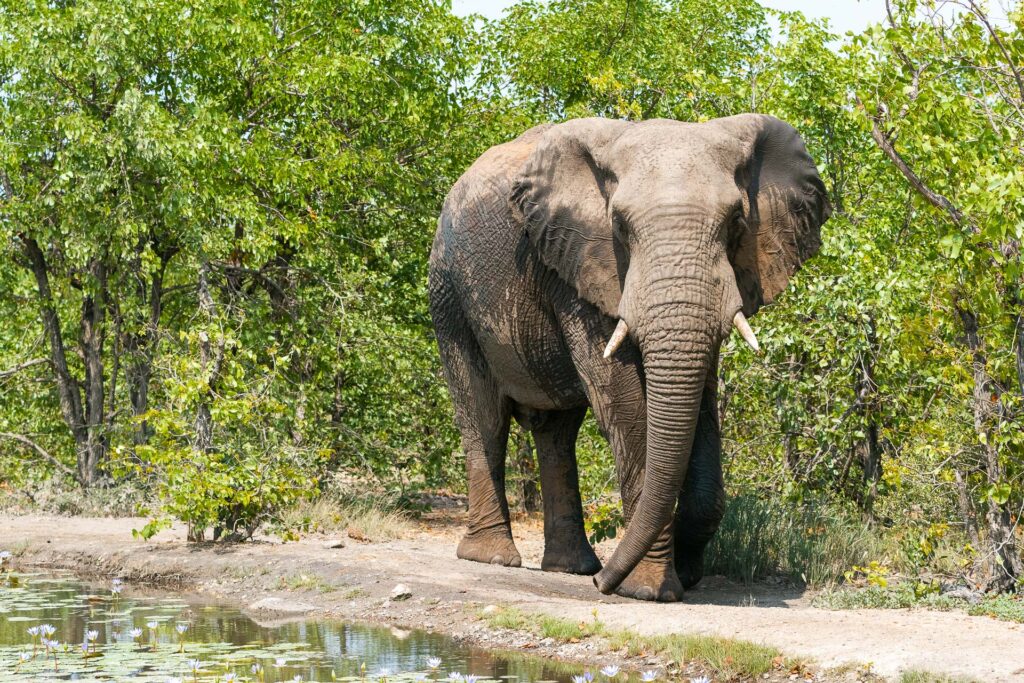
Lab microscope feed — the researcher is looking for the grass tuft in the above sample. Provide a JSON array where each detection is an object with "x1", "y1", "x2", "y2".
[
  {"x1": 280, "y1": 492, "x2": 411, "y2": 542},
  {"x1": 815, "y1": 583, "x2": 1024, "y2": 623},
  {"x1": 482, "y1": 606, "x2": 792, "y2": 679},
  {"x1": 705, "y1": 495, "x2": 887, "y2": 586},
  {"x1": 900, "y1": 670, "x2": 980, "y2": 683}
]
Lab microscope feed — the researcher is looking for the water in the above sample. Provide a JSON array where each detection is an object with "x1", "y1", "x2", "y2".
[{"x1": 0, "y1": 572, "x2": 596, "y2": 682}]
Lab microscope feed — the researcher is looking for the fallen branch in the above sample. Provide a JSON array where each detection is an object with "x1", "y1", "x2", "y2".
[{"x1": 0, "y1": 431, "x2": 76, "y2": 480}]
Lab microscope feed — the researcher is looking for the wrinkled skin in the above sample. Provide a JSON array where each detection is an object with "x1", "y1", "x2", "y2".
[{"x1": 429, "y1": 115, "x2": 830, "y2": 601}]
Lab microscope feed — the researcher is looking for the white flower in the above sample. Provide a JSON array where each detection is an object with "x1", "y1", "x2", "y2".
[
  {"x1": 276, "y1": 657, "x2": 288, "y2": 666},
  {"x1": 40, "y1": 624, "x2": 56, "y2": 636},
  {"x1": 20, "y1": 652, "x2": 31, "y2": 661},
  {"x1": 188, "y1": 659, "x2": 203, "y2": 671},
  {"x1": 27, "y1": 626, "x2": 40, "y2": 637},
  {"x1": 464, "y1": 675, "x2": 479, "y2": 683},
  {"x1": 86, "y1": 630, "x2": 99, "y2": 641},
  {"x1": 377, "y1": 668, "x2": 392, "y2": 679},
  {"x1": 251, "y1": 664, "x2": 263, "y2": 674},
  {"x1": 573, "y1": 676, "x2": 587, "y2": 683},
  {"x1": 224, "y1": 674, "x2": 238, "y2": 682},
  {"x1": 293, "y1": 676, "x2": 303, "y2": 683},
  {"x1": 414, "y1": 674, "x2": 429, "y2": 682},
  {"x1": 448, "y1": 673, "x2": 463, "y2": 681},
  {"x1": 176, "y1": 623, "x2": 189, "y2": 635},
  {"x1": 584, "y1": 672, "x2": 594, "y2": 683},
  {"x1": 147, "y1": 620, "x2": 159, "y2": 630},
  {"x1": 129, "y1": 628, "x2": 143, "y2": 639},
  {"x1": 600, "y1": 666, "x2": 620, "y2": 678},
  {"x1": 426, "y1": 657, "x2": 442, "y2": 669},
  {"x1": 641, "y1": 672, "x2": 658, "y2": 682}
]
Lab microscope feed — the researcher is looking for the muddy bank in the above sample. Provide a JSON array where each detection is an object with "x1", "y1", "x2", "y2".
[{"x1": 2, "y1": 513, "x2": 1022, "y2": 682}]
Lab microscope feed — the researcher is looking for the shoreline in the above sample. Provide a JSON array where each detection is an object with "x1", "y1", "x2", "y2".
[{"x1": 2, "y1": 513, "x2": 1022, "y2": 682}]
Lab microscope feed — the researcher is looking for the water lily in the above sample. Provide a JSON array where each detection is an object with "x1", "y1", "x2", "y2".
[
  {"x1": 176, "y1": 623, "x2": 189, "y2": 634},
  {"x1": 27, "y1": 626, "x2": 40, "y2": 637},
  {"x1": 20, "y1": 652, "x2": 31, "y2": 662},
  {"x1": 276, "y1": 657, "x2": 288, "y2": 666},
  {"x1": 573, "y1": 676, "x2": 588, "y2": 683},
  {"x1": 584, "y1": 672, "x2": 595, "y2": 683},
  {"x1": 464, "y1": 675, "x2": 479, "y2": 683},
  {"x1": 40, "y1": 624, "x2": 56, "y2": 637},
  {"x1": 129, "y1": 627, "x2": 144, "y2": 640},
  {"x1": 86, "y1": 629, "x2": 99, "y2": 641},
  {"x1": 600, "y1": 666, "x2": 620, "y2": 678},
  {"x1": 224, "y1": 674, "x2": 238, "y2": 682},
  {"x1": 427, "y1": 656, "x2": 442, "y2": 669},
  {"x1": 641, "y1": 672, "x2": 657, "y2": 682},
  {"x1": 147, "y1": 620, "x2": 160, "y2": 630},
  {"x1": 188, "y1": 658, "x2": 203, "y2": 671},
  {"x1": 293, "y1": 676, "x2": 303, "y2": 683},
  {"x1": 378, "y1": 668, "x2": 392, "y2": 679},
  {"x1": 414, "y1": 674, "x2": 429, "y2": 682},
  {"x1": 448, "y1": 673, "x2": 463, "y2": 681}
]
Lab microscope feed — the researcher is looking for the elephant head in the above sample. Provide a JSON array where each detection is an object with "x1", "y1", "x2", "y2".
[{"x1": 510, "y1": 115, "x2": 830, "y2": 594}]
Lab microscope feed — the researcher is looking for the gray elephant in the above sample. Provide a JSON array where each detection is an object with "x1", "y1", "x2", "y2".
[{"x1": 428, "y1": 115, "x2": 830, "y2": 601}]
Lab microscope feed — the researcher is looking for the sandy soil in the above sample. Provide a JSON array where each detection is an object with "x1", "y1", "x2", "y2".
[{"x1": 1, "y1": 512, "x2": 1022, "y2": 682}]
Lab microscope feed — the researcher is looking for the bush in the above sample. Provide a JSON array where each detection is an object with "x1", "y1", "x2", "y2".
[{"x1": 705, "y1": 494, "x2": 887, "y2": 586}]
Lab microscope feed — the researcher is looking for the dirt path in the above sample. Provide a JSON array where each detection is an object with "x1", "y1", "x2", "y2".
[{"x1": 1, "y1": 513, "x2": 1021, "y2": 681}]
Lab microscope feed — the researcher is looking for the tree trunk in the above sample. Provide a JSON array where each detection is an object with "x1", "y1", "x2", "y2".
[
  {"x1": 124, "y1": 253, "x2": 170, "y2": 444},
  {"x1": 21, "y1": 237, "x2": 92, "y2": 485},
  {"x1": 854, "y1": 317, "x2": 883, "y2": 522},
  {"x1": 512, "y1": 426, "x2": 540, "y2": 513},
  {"x1": 957, "y1": 306, "x2": 1024, "y2": 592},
  {"x1": 78, "y1": 257, "x2": 108, "y2": 486}
]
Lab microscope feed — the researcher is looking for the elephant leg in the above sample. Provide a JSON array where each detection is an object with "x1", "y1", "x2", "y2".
[
  {"x1": 434, "y1": 311, "x2": 520, "y2": 567},
  {"x1": 533, "y1": 407, "x2": 602, "y2": 575},
  {"x1": 674, "y1": 373, "x2": 726, "y2": 589},
  {"x1": 562, "y1": 313, "x2": 683, "y2": 602}
]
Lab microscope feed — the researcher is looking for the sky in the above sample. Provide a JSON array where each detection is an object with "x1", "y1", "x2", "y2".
[{"x1": 450, "y1": 0, "x2": 1010, "y2": 35}]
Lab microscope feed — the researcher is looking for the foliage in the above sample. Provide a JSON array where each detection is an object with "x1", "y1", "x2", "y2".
[
  {"x1": 0, "y1": 0, "x2": 1021, "y2": 590},
  {"x1": 815, "y1": 582, "x2": 1024, "y2": 624}
]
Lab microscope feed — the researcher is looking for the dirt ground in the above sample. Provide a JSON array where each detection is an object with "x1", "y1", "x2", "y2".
[{"x1": 1, "y1": 512, "x2": 1022, "y2": 682}]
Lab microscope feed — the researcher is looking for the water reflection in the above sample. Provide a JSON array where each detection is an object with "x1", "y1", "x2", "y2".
[{"x1": 0, "y1": 573, "x2": 595, "y2": 682}]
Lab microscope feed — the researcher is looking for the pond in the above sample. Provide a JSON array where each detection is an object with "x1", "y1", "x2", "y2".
[{"x1": 0, "y1": 571, "x2": 615, "y2": 682}]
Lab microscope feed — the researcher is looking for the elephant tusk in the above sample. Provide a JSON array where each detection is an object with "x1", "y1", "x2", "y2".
[
  {"x1": 603, "y1": 319, "x2": 629, "y2": 359},
  {"x1": 733, "y1": 311, "x2": 760, "y2": 353}
]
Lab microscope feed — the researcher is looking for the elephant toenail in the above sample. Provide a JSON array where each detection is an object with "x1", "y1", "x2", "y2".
[
  {"x1": 490, "y1": 555, "x2": 506, "y2": 565},
  {"x1": 634, "y1": 586, "x2": 655, "y2": 601}
]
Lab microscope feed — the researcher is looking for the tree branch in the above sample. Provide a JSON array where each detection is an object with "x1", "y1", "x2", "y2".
[
  {"x1": 0, "y1": 432, "x2": 76, "y2": 480},
  {"x1": 858, "y1": 96, "x2": 967, "y2": 229},
  {"x1": 0, "y1": 358, "x2": 49, "y2": 379}
]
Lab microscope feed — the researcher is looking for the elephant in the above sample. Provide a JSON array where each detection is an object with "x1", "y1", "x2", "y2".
[{"x1": 428, "y1": 115, "x2": 830, "y2": 601}]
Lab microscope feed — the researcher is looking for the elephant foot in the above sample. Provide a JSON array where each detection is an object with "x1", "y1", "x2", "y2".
[
  {"x1": 457, "y1": 528, "x2": 522, "y2": 567},
  {"x1": 615, "y1": 559, "x2": 683, "y2": 602},
  {"x1": 675, "y1": 549, "x2": 706, "y2": 590},
  {"x1": 542, "y1": 536, "x2": 602, "y2": 575}
]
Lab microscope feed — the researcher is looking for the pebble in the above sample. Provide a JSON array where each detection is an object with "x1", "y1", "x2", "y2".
[{"x1": 323, "y1": 539, "x2": 346, "y2": 549}]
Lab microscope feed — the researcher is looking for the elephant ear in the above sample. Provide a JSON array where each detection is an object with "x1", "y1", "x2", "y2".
[
  {"x1": 727, "y1": 114, "x2": 831, "y2": 315},
  {"x1": 510, "y1": 118, "x2": 631, "y2": 319}
]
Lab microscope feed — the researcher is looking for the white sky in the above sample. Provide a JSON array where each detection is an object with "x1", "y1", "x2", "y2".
[{"x1": 451, "y1": 0, "x2": 1013, "y2": 36}]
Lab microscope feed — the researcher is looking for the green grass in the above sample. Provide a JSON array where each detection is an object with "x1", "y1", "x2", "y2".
[
  {"x1": 278, "y1": 572, "x2": 338, "y2": 593},
  {"x1": 815, "y1": 583, "x2": 1024, "y2": 623},
  {"x1": 481, "y1": 606, "x2": 793, "y2": 679},
  {"x1": 705, "y1": 494, "x2": 888, "y2": 586},
  {"x1": 900, "y1": 670, "x2": 980, "y2": 683}
]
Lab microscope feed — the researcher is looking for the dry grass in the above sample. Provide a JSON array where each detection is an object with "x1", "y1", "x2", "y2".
[{"x1": 281, "y1": 494, "x2": 412, "y2": 542}]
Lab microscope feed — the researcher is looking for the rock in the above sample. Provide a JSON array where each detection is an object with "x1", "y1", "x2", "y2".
[
  {"x1": 482, "y1": 604, "x2": 500, "y2": 615},
  {"x1": 248, "y1": 597, "x2": 316, "y2": 614},
  {"x1": 323, "y1": 538, "x2": 346, "y2": 549},
  {"x1": 390, "y1": 583, "x2": 412, "y2": 601},
  {"x1": 942, "y1": 585, "x2": 983, "y2": 604}
]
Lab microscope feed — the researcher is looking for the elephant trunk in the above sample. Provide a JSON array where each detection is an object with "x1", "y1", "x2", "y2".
[{"x1": 593, "y1": 250, "x2": 716, "y2": 595}]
